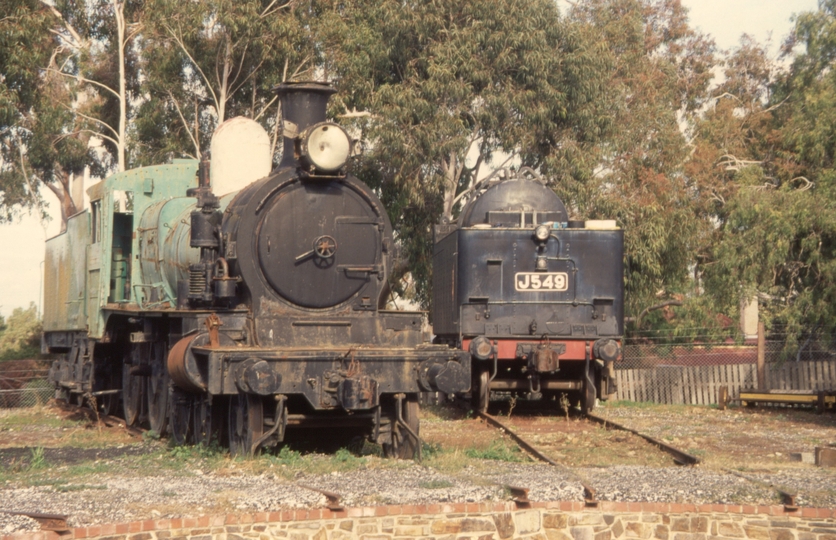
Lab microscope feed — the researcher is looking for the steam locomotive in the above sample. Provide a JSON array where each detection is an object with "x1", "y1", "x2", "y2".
[
  {"x1": 432, "y1": 169, "x2": 623, "y2": 413},
  {"x1": 43, "y1": 82, "x2": 469, "y2": 457}
]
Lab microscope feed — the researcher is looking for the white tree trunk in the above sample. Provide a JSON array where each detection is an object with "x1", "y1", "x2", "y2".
[{"x1": 113, "y1": 0, "x2": 127, "y2": 172}]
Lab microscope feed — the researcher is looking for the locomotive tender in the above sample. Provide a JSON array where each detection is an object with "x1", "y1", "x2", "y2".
[
  {"x1": 43, "y1": 82, "x2": 469, "y2": 457},
  {"x1": 432, "y1": 169, "x2": 623, "y2": 413}
]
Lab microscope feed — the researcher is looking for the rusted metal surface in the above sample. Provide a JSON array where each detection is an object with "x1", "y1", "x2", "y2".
[
  {"x1": 0, "y1": 511, "x2": 70, "y2": 532},
  {"x1": 507, "y1": 485, "x2": 530, "y2": 506},
  {"x1": 167, "y1": 333, "x2": 202, "y2": 393},
  {"x1": 722, "y1": 468, "x2": 800, "y2": 512},
  {"x1": 477, "y1": 411, "x2": 559, "y2": 466},
  {"x1": 205, "y1": 314, "x2": 222, "y2": 348},
  {"x1": 816, "y1": 447, "x2": 836, "y2": 467},
  {"x1": 297, "y1": 485, "x2": 344, "y2": 511},
  {"x1": 586, "y1": 412, "x2": 701, "y2": 466}
]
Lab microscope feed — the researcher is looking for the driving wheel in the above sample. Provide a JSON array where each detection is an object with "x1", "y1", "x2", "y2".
[
  {"x1": 146, "y1": 342, "x2": 170, "y2": 435},
  {"x1": 169, "y1": 387, "x2": 194, "y2": 446},
  {"x1": 122, "y1": 355, "x2": 144, "y2": 427},
  {"x1": 228, "y1": 393, "x2": 264, "y2": 457},
  {"x1": 383, "y1": 394, "x2": 420, "y2": 459}
]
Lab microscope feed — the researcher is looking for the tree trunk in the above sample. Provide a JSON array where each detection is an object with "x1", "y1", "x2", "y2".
[
  {"x1": 113, "y1": 0, "x2": 127, "y2": 172},
  {"x1": 45, "y1": 169, "x2": 80, "y2": 233}
]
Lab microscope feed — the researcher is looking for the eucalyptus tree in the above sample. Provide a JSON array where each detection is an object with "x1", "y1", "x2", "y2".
[
  {"x1": 565, "y1": 0, "x2": 717, "y2": 324},
  {"x1": 135, "y1": 0, "x2": 317, "y2": 164},
  {"x1": 695, "y1": 2, "x2": 836, "y2": 345},
  {"x1": 0, "y1": 0, "x2": 91, "y2": 229},
  {"x1": 314, "y1": 0, "x2": 612, "y2": 306}
]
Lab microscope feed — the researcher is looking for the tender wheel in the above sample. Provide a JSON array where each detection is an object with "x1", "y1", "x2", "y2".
[
  {"x1": 147, "y1": 343, "x2": 170, "y2": 435},
  {"x1": 122, "y1": 361, "x2": 144, "y2": 426},
  {"x1": 581, "y1": 370, "x2": 597, "y2": 414},
  {"x1": 228, "y1": 393, "x2": 264, "y2": 457},
  {"x1": 169, "y1": 387, "x2": 194, "y2": 446},
  {"x1": 383, "y1": 395, "x2": 420, "y2": 459},
  {"x1": 472, "y1": 369, "x2": 490, "y2": 413}
]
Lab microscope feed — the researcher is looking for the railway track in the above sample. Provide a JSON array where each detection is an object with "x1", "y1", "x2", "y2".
[
  {"x1": 35, "y1": 398, "x2": 813, "y2": 513},
  {"x1": 475, "y1": 409, "x2": 803, "y2": 511}
]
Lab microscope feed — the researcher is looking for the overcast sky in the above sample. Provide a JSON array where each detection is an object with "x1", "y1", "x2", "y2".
[{"x1": 0, "y1": 0, "x2": 822, "y2": 318}]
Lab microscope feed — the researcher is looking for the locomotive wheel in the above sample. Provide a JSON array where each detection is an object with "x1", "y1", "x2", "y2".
[
  {"x1": 473, "y1": 369, "x2": 490, "y2": 413},
  {"x1": 229, "y1": 393, "x2": 264, "y2": 457},
  {"x1": 122, "y1": 360, "x2": 144, "y2": 427},
  {"x1": 581, "y1": 372, "x2": 597, "y2": 414},
  {"x1": 169, "y1": 387, "x2": 194, "y2": 446},
  {"x1": 100, "y1": 393, "x2": 118, "y2": 416},
  {"x1": 383, "y1": 395, "x2": 420, "y2": 459},
  {"x1": 193, "y1": 395, "x2": 221, "y2": 447},
  {"x1": 147, "y1": 343, "x2": 170, "y2": 435}
]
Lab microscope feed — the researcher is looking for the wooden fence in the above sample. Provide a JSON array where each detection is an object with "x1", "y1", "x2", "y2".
[{"x1": 614, "y1": 360, "x2": 836, "y2": 405}]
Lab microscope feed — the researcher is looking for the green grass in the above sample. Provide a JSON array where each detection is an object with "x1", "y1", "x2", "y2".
[
  {"x1": 464, "y1": 439, "x2": 526, "y2": 462},
  {"x1": 0, "y1": 409, "x2": 78, "y2": 430},
  {"x1": 28, "y1": 447, "x2": 47, "y2": 470}
]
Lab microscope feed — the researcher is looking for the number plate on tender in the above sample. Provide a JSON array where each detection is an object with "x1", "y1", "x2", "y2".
[{"x1": 515, "y1": 272, "x2": 568, "y2": 291}]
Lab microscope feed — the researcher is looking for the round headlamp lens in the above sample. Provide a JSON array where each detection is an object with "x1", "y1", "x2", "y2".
[
  {"x1": 534, "y1": 224, "x2": 550, "y2": 241},
  {"x1": 304, "y1": 123, "x2": 350, "y2": 172}
]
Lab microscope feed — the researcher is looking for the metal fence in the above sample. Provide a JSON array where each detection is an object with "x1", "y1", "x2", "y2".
[{"x1": 0, "y1": 367, "x2": 52, "y2": 409}]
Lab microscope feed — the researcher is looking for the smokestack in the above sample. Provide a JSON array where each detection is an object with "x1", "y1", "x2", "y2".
[{"x1": 273, "y1": 82, "x2": 337, "y2": 169}]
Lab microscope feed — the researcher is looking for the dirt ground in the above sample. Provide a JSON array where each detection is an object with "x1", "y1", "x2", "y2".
[
  {"x1": 420, "y1": 400, "x2": 836, "y2": 472},
  {"x1": 1, "y1": 398, "x2": 836, "y2": 533}
]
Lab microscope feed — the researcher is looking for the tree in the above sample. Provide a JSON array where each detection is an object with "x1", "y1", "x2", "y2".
[
  {"x1": 565, "y1": 0, "x2": 717, "y2": 325},
  {"x1": 0, "y1": 303, "x2": 42, "y2": 361},
  {"x1": 695, "y1": 2, "x2": 836, "y2": 344},
  {"x1": 0, "y1": 0, "x2": 89, "y2": 229},
  {"x1": 135, "y1": 0, "x2": 317, "y2": 164},
  {"x1": 315, "y1": 0, "x2": 612, "y2": 307}
]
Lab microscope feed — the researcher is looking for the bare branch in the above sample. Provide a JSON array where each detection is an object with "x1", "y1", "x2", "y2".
[
  {"x1": 261, "y1": 0, "x2": 297, "y2": 18},
  {"x1": 635, "y1": 300, "x2": 683, "y2": 328},
  {"x1": 790, "y1": 176, "x2": 814, "y2": 191},
  {"x1": 163, "y1": 23, "x2": 220, "y2": 112},
  {"x1": 78, "y1": 129, "x2": 120, "y2": 148},
  {"x1": 40, "y1": 0, "x2": 84, "y2": 49},
  {"x1": 338, "y1": 108, "x2": 376, "y2": 119},
  {"x1": 254, "y1": 95, "x2": 278, "y2": 122},
  {"x1": 45, "y1": 68, "x2": 121, "y2": 101},
  {"x1": 69, "y1": 107, "x2": 120, "y2": 141},
  {"x1": 167, "y1": 91, "x2": 201, "y2": 157}
]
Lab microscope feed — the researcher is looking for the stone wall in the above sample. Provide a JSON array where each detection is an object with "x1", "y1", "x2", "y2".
[{"x1": 4, "y1": 501, "x2": 836, "y2": 540}]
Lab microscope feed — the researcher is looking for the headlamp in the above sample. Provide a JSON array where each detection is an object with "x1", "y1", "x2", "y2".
[{"x1": 300, "y1": 122, "x2": 351, "y2": 173}]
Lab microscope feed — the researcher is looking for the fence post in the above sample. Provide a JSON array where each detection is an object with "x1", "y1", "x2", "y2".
[{"x1": 757, "y1": 321, "x2": 766, "y2": 390}]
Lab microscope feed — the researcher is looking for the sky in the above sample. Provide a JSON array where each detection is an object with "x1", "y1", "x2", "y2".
[{"x1": 0, "y1": 0, "x2": 822, "y2": 319}]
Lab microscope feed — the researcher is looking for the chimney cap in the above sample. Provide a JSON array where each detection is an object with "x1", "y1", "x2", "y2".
[{"x1": 272, "y1": 81, "x2": 337, "y2": 96}]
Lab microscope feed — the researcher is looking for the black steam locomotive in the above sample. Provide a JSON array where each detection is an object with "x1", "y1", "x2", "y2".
[
  {"x1": 43, "y1": 82, "x2": 469, "y2": 457},
  {"x1": 432, "y1": 169, "x2": 623, "y2": 413}
]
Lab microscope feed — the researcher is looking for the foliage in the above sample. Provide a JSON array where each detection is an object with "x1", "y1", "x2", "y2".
[
  {"x1": 316, "y1": 0, "x2": 612, "y2": 306},
  {"x1": 566, "y1": 0, "x2": 717, "y2": 321},
  {"x1": 0, "y1": 303, "x2": 42, "y2": 361},
  {"x1": 0, "y1": 0, "x2": 89, "y2": 228},
  {"x1": 135, "y1": 0, "x2": 317, "y2": 165},
  {"x1": 685, "y1": 1, "x2": 836, "y2": 347}
]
